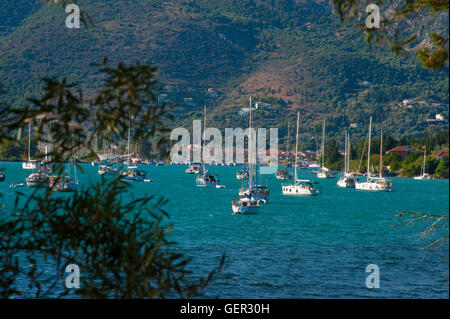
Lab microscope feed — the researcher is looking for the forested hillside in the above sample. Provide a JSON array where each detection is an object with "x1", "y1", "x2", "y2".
[{"x1": 0, "y1": 0, "x2": 448, "y2": 144}]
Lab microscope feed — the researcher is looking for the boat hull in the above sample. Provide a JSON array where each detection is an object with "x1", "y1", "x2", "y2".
[
  {"x1": 238, "y1": 189, "x2": 269, "y2": 202},
  {"x1": 232, "y1": 202, "x2": 259, "y2": 214},
  {"x1": 196, "y1": 180, "x2": 218, "y2": 187},
  {"x1": 121, "y1": 175, "x2": 145, "y2": 182},
  {"x1": 355, "y1": 182, "x2": 392, "y2": 192},
  {"x1": 26, "y1": 173, "x2": 50, "y2": 188},
  {"x1": 337, "y1": 177, "x2": 356, "y2": 188},
  {"x1": 26, "y1": 180, "x2": 49, "y2": 188},
  {"x1": 414, "y1": 175, "x2": 431, "y2": 180},
  {"x1": 22, "y1": 161, "x2": 38, "y2": 170},
  {"x1": 282, "y1": 185, "x2": 318, "y2": 196},
  {"x1": 317, "y1": 172, "x2": 334, "y2": 179}
]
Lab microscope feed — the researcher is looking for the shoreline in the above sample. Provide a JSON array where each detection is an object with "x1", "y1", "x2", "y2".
[{"x1": 0, "y1": 161, "x2": 448, "y2": 180}]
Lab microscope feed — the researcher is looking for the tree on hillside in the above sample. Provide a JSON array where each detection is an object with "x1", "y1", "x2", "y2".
[
  {"x1": 435, "y1": 156, "x2": 449, "y2": 178},
  {"x1": 324, "y1": 138, "x2": 342, "y2": 170}
]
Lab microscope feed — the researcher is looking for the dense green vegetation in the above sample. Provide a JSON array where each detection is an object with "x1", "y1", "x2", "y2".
[
  {"x1": 0, "y1": 0, "x2": 447, "y2": 173},
  {"x1": 321, "y1": 129, "x2": 449, "y2": 178},
  {"x1": 0, "y1": 0, "x2": 447, "y2": 141}
]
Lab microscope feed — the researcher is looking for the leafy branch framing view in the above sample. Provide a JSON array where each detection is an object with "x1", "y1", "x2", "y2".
[{"x1": 0, "y1": 59, "x2": 224, "y2": 298}]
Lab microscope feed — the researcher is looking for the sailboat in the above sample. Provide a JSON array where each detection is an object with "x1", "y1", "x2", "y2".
[
  {"x1": 98, "y1": 162, "x2": 120, "y2": 176},
  {"x1": 196, "y1": 106, "x2": 220, "y2": 187},
  {"x1": 120, "y1": 114, "x2": 147, "y2": 182},
  {"x1": 275, "y1": 120, "x2": 292, "y2": 180},
  {"x1": 317, "y1": 119, "x2": 334, "y2": 179},
  {"x1": 49, "y1": 126, "x2": 79, "y2": 191},
  {"x1": 240, "y1": 167, "x2": 270, "y2": 202},
  {"x1": 232, "y1": 97, "x2": 261, "y2": 213},
  {"x1": 337, "y1": 130, "x2": 356, "y2": 188},
  {"x1": 26, "y1": 122, "x2": 51, "y2": 187},
  {"x1": 414, "y1": 147, "x2": 431, "y2": 180},
  {"x1": 282, "y1": 112, "x2": 320, "y2": 196},
  {"x1": 22, "y1": 122, "x2": 38, "y2": 170},
  {"x1": 26, "y1": 167, "x2": 50, "y2": 188},
  {"x1": 98, "y1": 142, "x2": 120, "y2": 176},
  {"x1": 237, "y1": 97, "x2": 269, "y2": 202},
  {"x1": 50, "y1": 158, "x2": 79, "y2": 192},
  {"x1": 185, "y1": 163, "x2": 201, "y2": 174},
  {"x1": 355, "y1": 118, "x2": 393, "y2": 191},
  {"x1": 236, "y1": 164, "x2": 249, "y2": 180},
  {"x1": 231, "y1": 194, "x2": 260, "y2": 214}
]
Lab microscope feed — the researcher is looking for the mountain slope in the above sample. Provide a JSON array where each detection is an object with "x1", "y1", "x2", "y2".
[{"x1": 0, "y1": 0, "x2": 448, "y2": 142}]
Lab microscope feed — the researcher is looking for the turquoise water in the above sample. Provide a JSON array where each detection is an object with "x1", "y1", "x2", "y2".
[{"x1": 0, "y1": 162, "x2": 448, "y2": 298}]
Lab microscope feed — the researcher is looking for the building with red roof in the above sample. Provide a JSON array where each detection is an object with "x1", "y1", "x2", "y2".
[
  {"x1": 386, "y1": 145, "x2": 420, "y2": 159},
  {"x1": 431, "y1": 151, "x2": 449, "y2": 159}
]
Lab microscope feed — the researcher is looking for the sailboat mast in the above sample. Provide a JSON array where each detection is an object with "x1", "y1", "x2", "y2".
[
  {"x1": 321, "y1": 119, "x2": 326, "y2": 170},
  {"x1": 294, "y1": 112, "x2": 299, "y2": 181},
  {"x1": 286, "y1": 120, "x2": 290, "y2": 169},
  {"x1": 248, "y1": 96, "x2": 253, "y2": 190},
  {"x1": 44, "y1": 121, "x2": 49, "y2": 163},
  {"x1": 422, "y1": 147, "x2": 427, "y2": 175},
  {"x1": 367, "y1": 116, "x2": 372, "y2": 181},
  {"x1": 347, "y1": 131, "x2": 351, "y2": 173},
  {"x1": 127, "y1": 112, "x2": 131, "y2": 169},
  {"x1": 379, "y1": 130, "x2": 383, "y2": 178},
  {"x1": 28, "y1": 122, "x2": 31, "y2": 161},
  {"x1": 343, "y1": 130, "x2": 347, "y2": 174},
  {"x1": 202, "y1": 105, "x2": 206, "y2": 172}
]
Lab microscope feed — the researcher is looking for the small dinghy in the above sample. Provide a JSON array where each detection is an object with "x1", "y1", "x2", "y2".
[{"x1": 10, "y1": 183, "x2": 25, "y2": 188}]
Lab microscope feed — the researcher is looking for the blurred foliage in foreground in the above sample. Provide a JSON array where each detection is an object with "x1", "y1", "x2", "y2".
[{"x1": 0, "y1": 60, "x2": 223, "y2": 298}]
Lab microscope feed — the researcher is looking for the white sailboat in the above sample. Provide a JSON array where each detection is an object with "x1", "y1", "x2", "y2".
[
  {"x1": 233, "y1": 97, "x2": 263, "y2": 213},
  {"x1": 22, "y1": 122, "x2": 38, "y2": 170},
  {"x1": 26, "y1": 122, "x2": 51, "y2": 187},
  {"x1": 282, "y1": 112, "x2": 320, "y2": 196},
  {"x1": 196, "y1": 106, "x2": 220, "y2": 187},
  {"x1": 26, "y1": 169, "x2": 50, "y2": 188},
  {"x1": 120, "y1": 114, "x2": 147, "y2": 182},
  {"x1": 50, "y1": 158, "x2": 79, "y2": 192},
  {"x1": 98, "y1": 141, "x2": 120, "y2": 176},
  {"x1": 232, "y1": 195, "x2": 260, "y2": 214},
  {"x1": 236, "y1": 164, "x2": 249, "y2": 180},
  {"x1": 237, "y1": 97, "x2": 269, "y2": 202},
  {"x1": 414, "y1": 147, "x2": 431, "y2": 180},
  {"x1": 355, "y1": 118, "x2": 393, "y2": 192},
  {"x1": 337, "y1": 130, "x2": 356, "y2": 188},
  {"x1": 98, "y1": 164, "x2": 120, "y2": 176},
  {"x1": 185, "y1": 163, "x2": 201, "y2": 174},
  {"x1": 317, "y1": 119, "x2": 334, "y2": 179}
]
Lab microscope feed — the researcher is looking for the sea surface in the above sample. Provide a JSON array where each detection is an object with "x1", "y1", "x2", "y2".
[{"x1": 0, "y1": 162, "x2": 449, "y2": 298}]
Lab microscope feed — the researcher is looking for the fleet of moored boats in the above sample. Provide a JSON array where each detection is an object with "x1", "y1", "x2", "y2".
[{"x1": 0, "y1": 100, "x2": 436, "y2": 212}]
